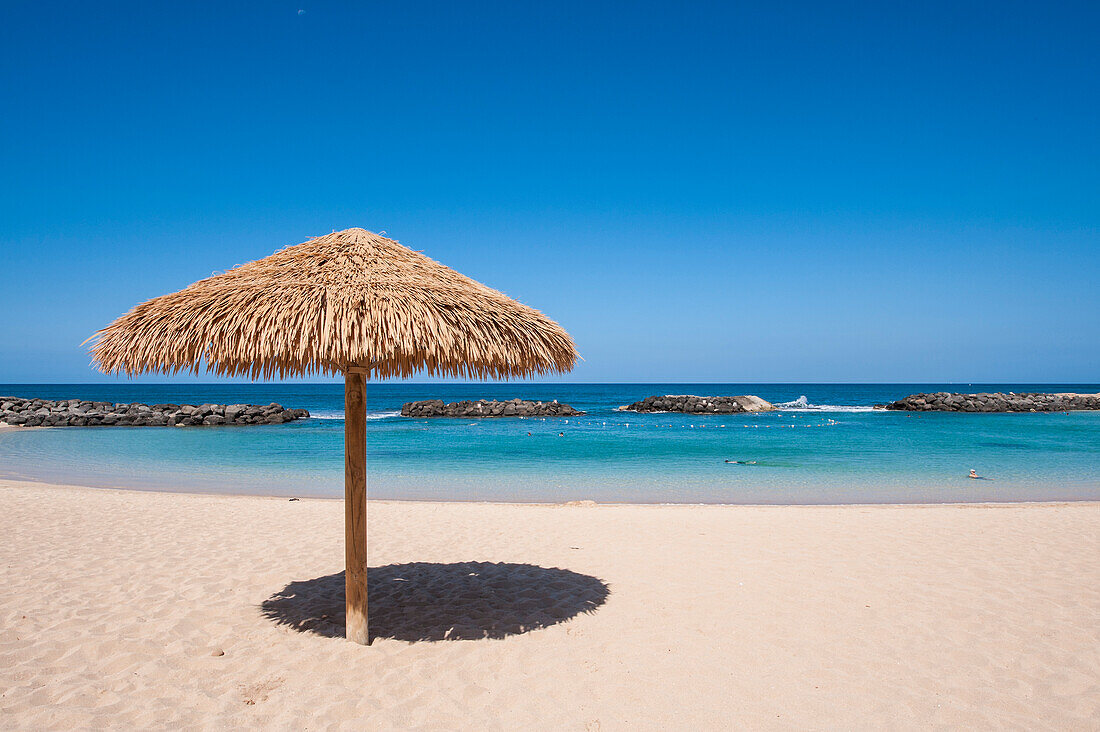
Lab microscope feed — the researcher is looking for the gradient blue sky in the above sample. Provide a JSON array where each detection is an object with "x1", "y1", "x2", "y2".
[{"x1": 1, "y1": 1, "x2": 1097, "y2": 383}]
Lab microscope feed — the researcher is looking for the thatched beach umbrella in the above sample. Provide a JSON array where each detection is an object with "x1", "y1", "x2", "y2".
[{"x1": 88, "y1": 228, "x2": 577, "y2": 644}]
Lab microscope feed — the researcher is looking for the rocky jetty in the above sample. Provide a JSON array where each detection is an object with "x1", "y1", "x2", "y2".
[
  {"x1": 0, "y1": 397, "x2": 309, "y2": 427},
  {"x1": 884, "y1": 392, "x2": 1100, "y2": 412},
  {"x1": 401, "y1": 398, "x2": 584, "y2": 418},
  {"x1": 621, "y1": 395, "x2": 776, "y2": 414}
]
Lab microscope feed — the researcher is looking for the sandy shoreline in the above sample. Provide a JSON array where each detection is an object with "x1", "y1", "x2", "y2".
[{"x1": 2, "y1": 479, "x2": 1098, "y2": 729}]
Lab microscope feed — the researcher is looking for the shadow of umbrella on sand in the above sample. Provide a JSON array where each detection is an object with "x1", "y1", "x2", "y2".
[
  {"x1": 262, "y1": 562, "x2": 610, "y2": 642},
  {"x1": 87, "y1": 228, "x2": 579, "y2": 644}
]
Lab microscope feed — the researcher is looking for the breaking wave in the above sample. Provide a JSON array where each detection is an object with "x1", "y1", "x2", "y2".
[
  {"x1": 776, "y1": 396, "x2": 877, "y2": 413},
  {"x1": 309, "y1": 410, "x2": 402, "y2": 421}
]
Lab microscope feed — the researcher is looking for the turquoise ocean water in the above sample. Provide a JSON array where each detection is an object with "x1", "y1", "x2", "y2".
[{"x1": 1, "y1": 384, "x2": 1097, "y2": 504}]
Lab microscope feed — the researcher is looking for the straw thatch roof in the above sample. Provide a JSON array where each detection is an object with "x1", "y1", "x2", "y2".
[{"x1": 88, "y1": 228, "x2": 578, "y2": 379}]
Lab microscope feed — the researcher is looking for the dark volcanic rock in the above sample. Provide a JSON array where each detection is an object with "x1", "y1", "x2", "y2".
[
  {"x1": 621, "y1": 395, "x2": 776, "y2": 414},
  {"x1": 401, "y1": 398, "x2": 584, "y2": 418},
  {"x1": 884, "y1": 392, "x2": 1100, "y2": 412},
  {"x1": 0, "y1": 396, "x2": 310, "y2": 428}
]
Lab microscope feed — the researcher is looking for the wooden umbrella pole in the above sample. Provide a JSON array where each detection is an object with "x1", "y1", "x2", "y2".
[{"x1": 344, "y1": 371, "x2": 369, "y2": 644}]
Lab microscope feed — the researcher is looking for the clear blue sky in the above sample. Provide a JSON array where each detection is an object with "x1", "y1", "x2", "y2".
[{"x1": 1, "y1": 1, "x2": 1097, "y2": 383}]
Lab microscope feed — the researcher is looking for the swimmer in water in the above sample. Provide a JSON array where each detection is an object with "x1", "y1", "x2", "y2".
[
  {"x1": 725, "y1": 460, "x2": 757, "y2": 465},
  {"x1": 558, "y1": 432, "x2": 564, "y2": 437},
  {"x1": 969, "y1": 469, "x2": 978, "y2": 479}
]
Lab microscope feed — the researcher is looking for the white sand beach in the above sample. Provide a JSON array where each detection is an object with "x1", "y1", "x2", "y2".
[{"x1": 1, "y1": 479, "x2": 1097, "y2": 729}]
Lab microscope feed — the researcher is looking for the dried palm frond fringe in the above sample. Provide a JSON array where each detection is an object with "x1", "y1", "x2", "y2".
[{"x1": 87, "y1": 228, "x2": 578, "y2": 379}]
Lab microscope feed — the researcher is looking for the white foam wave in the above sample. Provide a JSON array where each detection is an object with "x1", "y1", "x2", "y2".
[
  {"x1": 776, "y1": 396, "x2": 877, "y2": 413},
  {"x1": 367, "y1": 411, "x2": 402, "y2": 420},
  {"x1": 309, "y1": 410, "x2": 402, "y2": 421}
]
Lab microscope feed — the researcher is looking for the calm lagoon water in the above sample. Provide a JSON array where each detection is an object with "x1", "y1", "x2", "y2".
[{"x1": 1, "y1": 383, "x2": 1098, "y2": 504}]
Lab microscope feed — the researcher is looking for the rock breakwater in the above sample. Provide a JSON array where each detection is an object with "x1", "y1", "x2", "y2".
[
  {"x1": 401, "y1": 399, "x2": 584, "y2": 418},
  {"x1": 884, "y1": 392, "x2": 1100, "y2": 412},
  {"x1": 621, "y1": 395, "x2": 776, "y2": 414},
  {"x1": 0, "y1": 397, "x2": 309, "y2": 427}
]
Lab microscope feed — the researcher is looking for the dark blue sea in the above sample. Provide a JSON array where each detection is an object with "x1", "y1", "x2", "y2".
[{"x1": 1, "y1": 383, "x2": 1098, "y2": 504}]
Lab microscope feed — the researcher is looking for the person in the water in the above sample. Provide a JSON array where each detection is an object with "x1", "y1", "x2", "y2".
[{"x1": 725, "y1": 460, "x2": 757, "y2": 465}]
